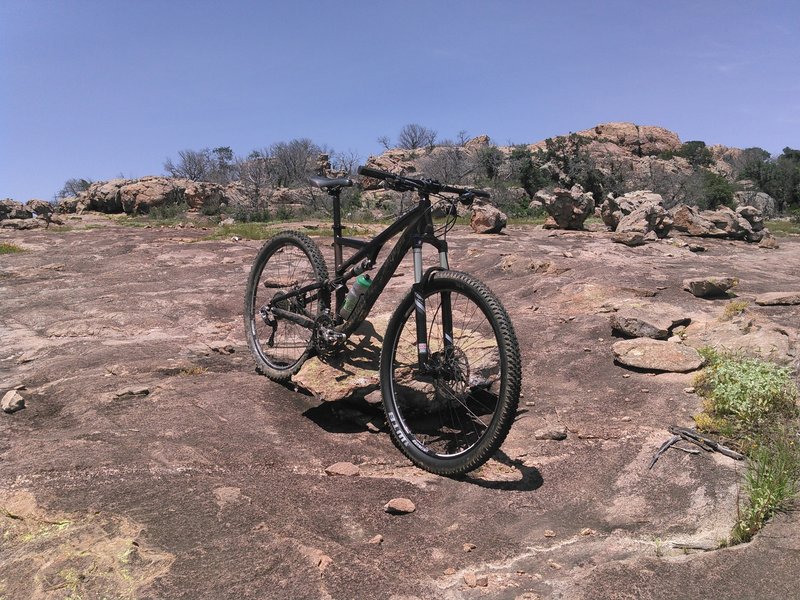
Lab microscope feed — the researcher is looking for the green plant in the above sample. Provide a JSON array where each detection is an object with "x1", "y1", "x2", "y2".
[
  {"x1": 0, "y1": 242, "x2": 24, "y2": 254},
  {"x1": 730, "y1": 433, "x2": 800, "y2": 544},
  {"x1": 693, "y1": 349, "x2": 800, "y2": 545},
  {"x1": 148, "y1": 201, "x2": 188, "y2": 221},
  {"x1": 694, "y1": 349, "x2": 797, "y2": 426}
]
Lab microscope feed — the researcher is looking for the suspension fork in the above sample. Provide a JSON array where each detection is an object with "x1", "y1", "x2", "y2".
[{"x1": 412, "y1": 236, "x2": 453, "y2": 371}]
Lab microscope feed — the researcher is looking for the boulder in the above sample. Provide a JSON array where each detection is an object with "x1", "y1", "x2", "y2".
[
  {"x1": 604, "y1": 191, "x2": 672, "y2": 238},
  {"x1": 610, "y1": 231, "x2": 646, "y2": 247},
  {"x1": 612, "y1": 339, "x2": 704, "y2": 373},
  {"x1": 535, "y1": 184, "x2": 594, "y2": 230},
  {"x1": 734, "y1": 190, "x2": 778, "y2": 219},
  {"x1": 0, "y1": 199, "x2": 31, "y2": 220},
  {"x1": 758, "y1": 232, "x2": 780, "y2": 249},
  {"x1": 683, "y1": 277, "x2": 738, "y2": 298},
  {"x1": 610, "y1": 304, "x2": 690, "y2": 339},
  {"x1": 470, "y1": 200, "x2": 507, "y2": 234},
  {"x1": 735, "y1": 205, "x2": 764, "y2": 232},
  {"x1": 671, "y1": 204, "x2": 762, "y2": 242},
  {"x1": 2, "y1": 390, "x2": 25, "y2": 413}
]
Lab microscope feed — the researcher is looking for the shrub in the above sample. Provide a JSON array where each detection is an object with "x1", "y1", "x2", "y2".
[{"x1": 694, "y1": 350, "x2": 797, "y2": 426}]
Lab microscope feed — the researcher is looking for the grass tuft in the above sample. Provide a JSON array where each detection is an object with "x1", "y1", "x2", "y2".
[
  {"x1": 721, "y1": 299, "x2": 749, "y2": 321},
  {"x1": 0, "y1": 242, "x2": 25, "y2": 254}
]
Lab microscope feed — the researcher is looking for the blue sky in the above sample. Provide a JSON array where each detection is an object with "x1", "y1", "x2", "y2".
[{"x1": 1, "y1": 0, "x2": 798, "y2": 201}]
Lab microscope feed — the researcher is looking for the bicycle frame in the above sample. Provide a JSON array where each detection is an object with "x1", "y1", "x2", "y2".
[{"x1": 267, "y1": 187, "x2": 452, "y2": 367}]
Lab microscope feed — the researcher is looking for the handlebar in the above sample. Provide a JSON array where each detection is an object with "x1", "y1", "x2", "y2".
[{"x1": 357, "y1": 165, "x2": 490, "y2": 204}]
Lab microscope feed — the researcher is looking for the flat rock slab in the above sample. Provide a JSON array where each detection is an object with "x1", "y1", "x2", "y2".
[
  {"x1": 683, "y1": 317, "x2": 796, "y2": 366},
  {"x1": 612, "y1": 339, "x2": 704, "y2": 372},
  {"x1": 755, "y1": 292, "x2": 800, "y2": 306},
  {"x1": 610, "y1": 303, "x2": 690, "y2": 339}
]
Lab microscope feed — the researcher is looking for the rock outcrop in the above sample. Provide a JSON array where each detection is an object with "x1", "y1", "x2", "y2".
[
  {"x1": 671, "y1": 205, "x2": 767, "y2": 243},
  {"x1": 69, "y1": 177, "x2": 234, "y2": 215},
  {"x1": 536, "y1": 184, "x2": 595, "y2": 230}
]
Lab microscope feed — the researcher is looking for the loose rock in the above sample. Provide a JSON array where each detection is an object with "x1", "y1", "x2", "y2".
[
  {"x1": 610, "y1": 231, "x2": 646, "y2": 247},
  {"x1": 534, "y1": 427, "x2": 568, "y2": 441},
  {"x1": 2, "y1": 390, "x2": 25, "y2": 413},
  {"x1": 367, "y1": 535, "x2": 383, "y2": 545},
  {"x1": 384, "y1": 498, "x2": 416, "y2": 515},
  {"x1": 610, "y1": 304, "x2": 690, "y2": 340},
  {"x1": 683, "y1": 277, "x2": 738, "y2": 298},
  {"x1": 324, "y1": 462, "x2": 361, "y2": 477}
]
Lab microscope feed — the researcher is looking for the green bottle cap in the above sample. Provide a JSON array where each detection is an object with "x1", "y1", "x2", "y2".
[{"x1": 356, "y1": 273, "x2": 372, "y2": 287}]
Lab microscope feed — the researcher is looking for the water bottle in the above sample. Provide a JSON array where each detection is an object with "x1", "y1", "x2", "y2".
[{"x1": 339, "y1": 274, "x2": 372, "y2": 320}]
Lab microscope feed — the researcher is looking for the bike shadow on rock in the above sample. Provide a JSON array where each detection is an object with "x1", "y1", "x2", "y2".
[{"x1": 457, "y1": 449, "x2": 544, "y2": 492}]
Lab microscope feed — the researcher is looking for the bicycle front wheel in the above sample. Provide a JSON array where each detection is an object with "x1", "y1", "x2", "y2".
[
  {"x1": 244, "y1": 231, "x2": 329, "y2": 381},
  {"x1": 380, "y1": 271, "x2": 521, "y2": 476}
]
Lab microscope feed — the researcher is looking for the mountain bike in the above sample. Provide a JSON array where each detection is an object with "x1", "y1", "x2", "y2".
[{"x1": 244, "y1": 166, "x2": 521, "y2": 475}]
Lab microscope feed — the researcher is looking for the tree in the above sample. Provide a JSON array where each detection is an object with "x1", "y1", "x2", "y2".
[
  {"x1": 473, "y1": 146, "x2": 504, "y2": 182},
  {"x1": 56, "y1": 177, "x2": 93, "y2": 198},
  {"x1": 420, "y1": 145, "x2": 470, "y2": 184},
  {"x1": 699, "y1": 169, "x2": 734, "y2": 209},
  {"x1": 270, "y1": 138, "x2": 322, "y2": 187},
  {"x1": 674, "y1": 141, "x2": 713, "y2": 167},
  {"x1": 509, "y1": 146, "x2": 550, "y2": 196},
  {"x1": 237, "y1": 149, "x2": 272, "y2": 210},
  {"x1": 397, "y1": 123, "x2": 437, "y2": 150},
  {"x1": 164, "y1": 149, "x2": 212, "y2": 181},
  {"x1": 331, "y1": 149, "x2": 361, "y2": 175}
]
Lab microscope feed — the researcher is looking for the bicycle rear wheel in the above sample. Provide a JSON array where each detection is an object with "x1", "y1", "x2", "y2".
[
  {"x1": 380, "y1": 271, "x2": 521, "y2": 476},
  {"x1": 244, "y1": 231, "x2": 329, "y2": 381}
]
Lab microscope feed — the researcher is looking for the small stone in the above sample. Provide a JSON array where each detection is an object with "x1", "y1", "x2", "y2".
[
  {"x1": 525, "y1": 401, "x2": 535, "y2": 406},
  {"x1": 367, "y1": 534, "x2": 383, "y2": 545},
  {"x1": 580, "y1": 528, "x2": 596, "y2": 536},
  {"x1": 475, "y1": 575, "x2": 489, "y2": 587},
  {"x1": 548, "y1": 560, "x2": 563, "y2": 570},
  {"x1": 2, "y1": 390, "x2": 25, "y2": 413},
  {"x1": 684, "y1": 387, "x2": 696, "y2": 394},
  {"x1": 620, "y1": 416, "x2": 632, "y2": 422},
  {"x1": 325, "y1": 462, "x2": 360, "y2": 477},
  {"x1": 113, "y1": 386, "x2": 150, "y2": 399},
  {"x1": 444, "y1": 567, "x2": 456, "y2": 575},
  {"x1": 463, "y1": 542, "x2": 477, "y2": 552},
  {"x1": 384, "y1": 498, "x2": 416, "y2": 515},
  {"x1": 464, "y1": 572, "x2": 477, "y2": 587},
  {"x1": 317, "y1": 554, "x2": 333, "y2": 570},
  {"x1": 563, "y1": 251, "x2": 574, "y2": 258},
  {"x1": 543, "y1": 530, "x2": 556, "y2": 538},
  {"x1": 534, "y1": 427, "x2": 567, "y2": 441},
  {"x1": 622, "y1": 374, "x2": 631, "y2": 379}
]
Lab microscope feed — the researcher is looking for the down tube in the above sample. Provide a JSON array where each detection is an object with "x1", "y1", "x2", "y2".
[{"x1": 339, "y1": 225, "x2": 416, "y2": 336}]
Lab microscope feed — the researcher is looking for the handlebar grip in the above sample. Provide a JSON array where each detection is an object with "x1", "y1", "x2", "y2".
[{"x1": 357, "y1": 165, "x2": 393, "y2": 180}]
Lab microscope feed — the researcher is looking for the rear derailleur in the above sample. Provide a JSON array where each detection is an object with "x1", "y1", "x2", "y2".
[{"x1": 313, "y1": 312, "x2": 346, "y2": 359}]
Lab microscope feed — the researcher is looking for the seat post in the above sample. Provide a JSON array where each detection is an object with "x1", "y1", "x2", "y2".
[{"x1": 330, "y1": 188, "x2": 343, "y2": 271}]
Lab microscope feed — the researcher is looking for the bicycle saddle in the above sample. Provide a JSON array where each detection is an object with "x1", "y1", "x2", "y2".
[{"x1": 308, "y1": 175, "x2": 354, "y2": 189}]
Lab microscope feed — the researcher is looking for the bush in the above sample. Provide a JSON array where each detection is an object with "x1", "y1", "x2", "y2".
[
  {"x1": 695, "y1": 350, "x2": 797, "y2": 426},
  {"x1": 148, "y1": 201, "x2": 188, "y2": 220}
]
